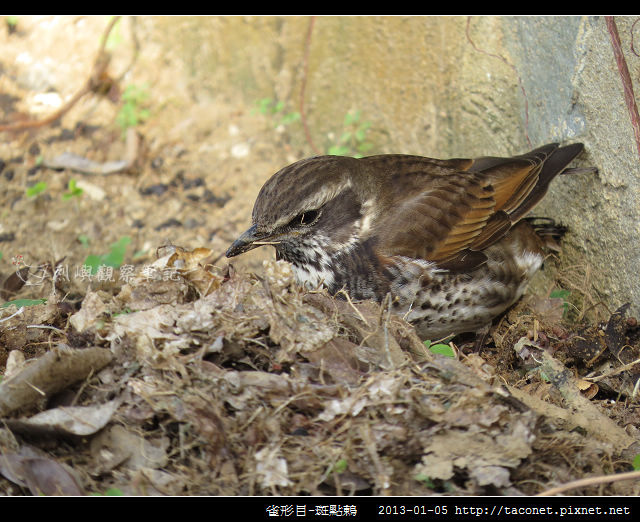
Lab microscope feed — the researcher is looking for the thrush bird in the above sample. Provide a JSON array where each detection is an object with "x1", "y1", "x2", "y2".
[{"x1": 226, "y1": 143, "x2": 592, "y2": 340}]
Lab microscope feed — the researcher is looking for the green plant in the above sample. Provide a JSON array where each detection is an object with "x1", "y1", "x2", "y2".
[
  {"x1": 550, "y1": 288, "x2": 571, "y2": 317},
  {"x1": 415, "y1": 472, "x2": 436, "y2": 488},
  {"x1": 62, "y1": 179, "x2": 83, "y2": 201},
  {"x1": 252, "y1": 98, "x2": 300, "y2": 127},
  {"x1": 633, "y1": 454, "x2": 640, "y2": 471},
  {"x1": 424, "y1": 339, "x2": 455, "y2": 358},
  {"x1": 332, "y1": 459, "x2": 348, "y2": 474},
  {"x1": 6, "y1": 16, "x2": 18, "y2": 33},
  {"x1": 327, "y1": 110, "x2": 374, "y2": 158},
  {"x1": 78, "y1": 234, "x2": 90, "y2": 248},
  {"x1": 1, "y1": 298, "x2": 47, "y2": 309},
  {"x1": 26, "y1": 181, "x2": 47, "y2": 198},
  {"x1": 83, "y1": 236, "x2": 131, "y2": 275},
  {"x1": 116, "y1": 84, "x2": 150, "y2": 137}
]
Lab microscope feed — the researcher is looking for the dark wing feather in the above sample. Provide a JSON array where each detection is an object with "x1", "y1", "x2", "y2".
[{"x1": 366, "y1": 144, "x2": 584, "y2": 268}]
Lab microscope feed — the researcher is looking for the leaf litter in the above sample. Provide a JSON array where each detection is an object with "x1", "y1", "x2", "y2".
[
  {"x1": 1, "y1": 16, "x2": 639, "y2": 496},
  {"x1": 1, "y1": 247, "x2": 640, "y2": 496}
]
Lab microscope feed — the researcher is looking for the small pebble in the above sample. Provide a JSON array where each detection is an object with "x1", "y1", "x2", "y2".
[
  {"x1": 182, "y1": 177, "x2": 205, "y2": 189},
  {"x1": 155, "y1": 218, "x2": 182, "y2": 231},
  {"x1": 28, "y1": 143, "x2": 41, "y2": 156},
  {"x1": 151, "y1": 157, "x2": 164, "y2": 170},
  {"x1": 230, "y1": 142, "x2": 250, "y2": 158},
  {"x1": 139, "y1": 184, "x2": 169, "y2": 196}
]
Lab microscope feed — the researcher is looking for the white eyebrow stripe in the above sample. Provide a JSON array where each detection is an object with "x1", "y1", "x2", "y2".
[{"x1": 273, "y1": 178, "x2": 353, "y2": 228}]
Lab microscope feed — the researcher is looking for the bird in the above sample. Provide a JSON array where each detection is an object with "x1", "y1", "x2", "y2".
[{"x1": 226, "y1": 143, "x2": 593, "y2": 341}]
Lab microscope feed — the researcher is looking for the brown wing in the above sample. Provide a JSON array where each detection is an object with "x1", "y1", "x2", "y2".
[{"x1": 368, "y1": 143, "x2": 584, "y2": 269}]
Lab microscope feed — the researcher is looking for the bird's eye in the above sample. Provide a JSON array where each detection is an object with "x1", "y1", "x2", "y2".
[{"x1": 290, "y1": 209, "x2": 320, "y2": 227}]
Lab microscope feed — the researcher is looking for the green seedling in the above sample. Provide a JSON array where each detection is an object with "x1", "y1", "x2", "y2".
[
  {"x1": 78, "y1": 235, "x2": 90, "y2": 248},
  {"x1": 550, "y1": 288, "x2": 571, "y2": 317},
  {"x1": 328, "y1": 110, "x2": 374, "y2": 158},
  {"x1": 83, "y1": 236, "x2": 131, "y2": 275},
  {"x1": 26, "y1": 181, "x2": 47, "y2": 198},
  {"x1": 116, "y1": 84, "x2": 150, "y2": 137},
  {"x1": 62, "y1": 179, "x2": 84, "y2": 200},
  {"x1": 252, "y1": 98, "x2": 300, "y2": 127}
]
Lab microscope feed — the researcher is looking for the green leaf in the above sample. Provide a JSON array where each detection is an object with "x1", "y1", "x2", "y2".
[
  {"x1": 1, "y1": 298, "x2": 47, "y2": 309},
  {"x1": 424, "y1": 340, "x2": 455, "y2": 358},
  {"x1": 550, "y1": 288, "x2": 571, "y2": 316},
  {"x1": 26, "y1": 181, "x2": 47, "y2": 198},
  {"x1": 278, "y1": 112, "x2": 300, "y2": 126},
  {"x1": 253, "y1": 98, "x2": 273, "y2": 115},
  {"x1": 83, "y1": 236, "x2": 131, "y2": 275},
  {"x1": 332, "y1": 459, "x2": 348, "y2": 473},
  {"x1": 633, "y1": 454, "x2": 640, "y2": 471},
  {"x1": 78, "y1": 234, "x2": 90, "y2": 248},
  {"x1": 415, "y1": 473, "x2": 436, "y2": 488},
  {"x1": 550, "y1": 289, "x2": 570, "y2": 300},
  {"x1": 62, "y1": 179, "x2": 83, "y2": 200},
  {"x1": 273, "y1": 100, "x2": 284, "y2": 113},
  {"x1": 83, "y1": 254, "x2": 102, "y2": 275},
  {"x1": 101, "y1": 236, "x2": 131, "y2": 269}
]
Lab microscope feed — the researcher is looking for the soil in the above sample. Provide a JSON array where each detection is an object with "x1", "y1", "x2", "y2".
[{"x1": 0, "y1": 16, "x2": 639, "y2": 497}]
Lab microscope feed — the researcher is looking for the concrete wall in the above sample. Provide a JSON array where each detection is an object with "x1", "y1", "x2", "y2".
[{"x1": 155, "y1": 15, "x2": 640, "y2": 314}]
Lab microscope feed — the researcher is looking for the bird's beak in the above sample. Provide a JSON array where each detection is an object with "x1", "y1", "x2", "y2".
[{"x1": 226, "y1": 224, "x2": 268, "y2": 258}]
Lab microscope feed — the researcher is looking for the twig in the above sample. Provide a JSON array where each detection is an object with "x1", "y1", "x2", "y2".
[
  {"x1": 0, "y1": 307, "x2": 24, "y2": 323},
  {"x1": 606, "y1": 16, "x2": 640, "y2": 161},
  {"x1": 26, "y1": 325, "x2": 64, "y2": 333},
  {"x1": 0, "y1": 16, "x2": 121, "y2": 133},
  {"x1": 335, "y1": 289, "x2": 370, "y2": 327},
  {"x1": 300, "y1": 16, "x2": 321, "y2": 155},
  {"x1": 585, "y1": 355, "x2": 640, "y2": 382},
  {"x1": 465, "y1": 16, "x2": 532, "y2": 147},
  {"x1": 536, "y1": 469, "x2": 640, "y2": 496}
]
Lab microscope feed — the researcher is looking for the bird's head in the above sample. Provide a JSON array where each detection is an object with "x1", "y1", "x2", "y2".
[{"x1": 226, "y1": 156, "x2": 378, "y2": 264}]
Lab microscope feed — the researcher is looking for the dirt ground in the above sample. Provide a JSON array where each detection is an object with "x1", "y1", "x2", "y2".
[{"x1": 0, "y1": 16, "x2": 639, "y2": 496}]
